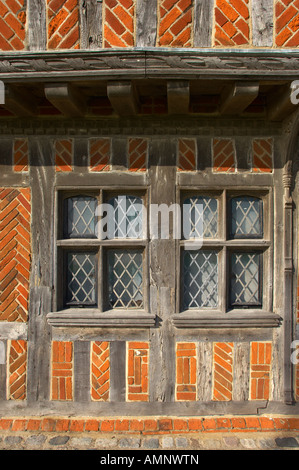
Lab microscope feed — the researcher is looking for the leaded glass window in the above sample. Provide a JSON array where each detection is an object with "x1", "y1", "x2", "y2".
[
  {"x1": 183, "y1": 196, "x2": 218, "y2": 239},
  {"x1": 108, "y1": 195, "x2": 143, "y2": 239},
  {"x1": 59, "y1": 190, "x2": 147, "y2": 312},
  {"x1": 108, "y1": 250, "x2": 143, "y2": 308},
  {"x1": 65, "y1": 196, "x2": 97, "y2": 238},
  {"x1": 66, "y1": 252, "x2": 96, "y2": 306},
  {"x1": 230, "y1": 252, "x2": 261, "y2": 306},
  {"x1": 181, "y1": 191, "x2": 268, "y2": 312},
  {"x1": 183, "y1": 250, "x2": 218, "y2": 308},
  {"x1": 230, "y1": 196, "x2": 263, "y2": 238}
]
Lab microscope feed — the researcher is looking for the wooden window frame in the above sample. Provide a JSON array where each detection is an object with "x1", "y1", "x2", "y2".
[
  {"x1": 48, "y1": 186, "x2": 155, "y2": 328},
  {"x1": 173, "y1": 185, "x2": 281, "y2": 328}
]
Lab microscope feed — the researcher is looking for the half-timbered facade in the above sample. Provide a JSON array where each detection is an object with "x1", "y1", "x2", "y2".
[{"x1": 0, "y1": 0, "x2": 299, "y2": 436}]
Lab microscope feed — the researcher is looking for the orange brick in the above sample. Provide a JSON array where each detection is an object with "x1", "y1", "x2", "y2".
[
  {"x1": 214, "y1": 0, "x2": 250, "y2": 46},
  {"x1": 100, "y1": 420, "x2": 115, "y2": 432}
]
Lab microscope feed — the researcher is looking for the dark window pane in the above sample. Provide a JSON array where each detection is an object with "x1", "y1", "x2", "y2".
[
  {"x1": 65, "y1": 196, "x2": 97, "y2": 238},
  {"x1": 183, "y1": 250, "x2": 218, "y2": 309},
  {"x1": 231, "y1": 196, "x2": 262, "y2": 238},
  {"x1": 66, "y1": 252, "x2": 96, "y2": 306},
  {"x1": 230, "y1": 252, "x2": 261, "y2": 306},
  {"x1": 108, "y1": 250, "x2": 143, "y2": 308}
]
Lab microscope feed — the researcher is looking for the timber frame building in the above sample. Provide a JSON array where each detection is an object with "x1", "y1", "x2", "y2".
[{"x1": 0, "y1": 0, "x2": 299, "y2": 432}]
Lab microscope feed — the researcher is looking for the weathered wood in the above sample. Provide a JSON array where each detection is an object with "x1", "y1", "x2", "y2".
[
  {"x1": 148, "y1": 138, "x2": 177, "y2": 402},
  {"x1": 26, "y1": 138, "x2": 55, "y2": 403},
  {"x1": 167, "y1": 81, "x2": 190, "y2": 115},
  {"x1": 251, "y1": 0, "x2": 274, "y2": 47},
  {"x1": 27, "y1": 0, "x2": 47, "y2": 51},
  {"x1": 220, "y1": 82, "x2": 259, "y2": 115},
  {"x1": 268, "y1": 84, "x2": 299, "y2": 122},
  {"x1": 0, "y1": 340, "x2": 6, "y2": 401},
  {"x1": 197, "y1": 342, "x2": 213, "y2": 401},
  {"x1": 74, "y1": 341, "x2": 91, "y2": 402},
  {"x1": 283, "y1": 161, "x2": 294, "y2": 404},
  {"x1": 233, "y1": 342, "x2": 250, "y2": 401},
  {"x1": 79, "y1": 0, "x2": 102, "y2": 49},
  {"x1": 136, "y1": 0, "x2": 157, "y2": 47},
  {"x1": 45, "y1": 83, "x2": 87, "y2": 118},
  {"x1": 107, "y1": 82, "x2": 139, "y2": 116},
  {"x1": 4, "y1": 86, "x2": 37, "y2": 117},
  {"x1": 110, "y1": 341, "x2": 126, "y2": 402},
  {"x1": 193, "y1": 0, "x2": 214, "y2": 47}
]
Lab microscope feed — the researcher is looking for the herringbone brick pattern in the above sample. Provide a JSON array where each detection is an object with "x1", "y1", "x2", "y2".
[
  {"x1": 103, "y1": 0, "x2": 135, "y2": 48},
  {"x1": 89, "y1": 138, "x2": 111, "y2": 172},
  {"x1": 250, "y1": 342, "x2": 272, "y2": 400},
  {"x1": 0, "y1": 0, "x2": 26, "y2": 50},
  {"x1": 127, "y1": 342, "x2": 149, "y2": 402},
  {"x1": 0, "y1": 188, "x2": 31, "y2": 322},
  {"x1": 8, "y1": 339, "x2": 27, "y2": 400},
  {"x1": 91, "y1": 341, "x2": 110, "y2": 401},
  {"x1": 212, "y1": 138, "x2": 236, "y2": 172},
  {"x1": 13, "y1": 138, "x2": 28, "y2": 173},
  {"x1": 47, "y1": 0, "x2": 80, "y2": 50},
  {"x1": 158, "y1": 0, "x2": 193, "y2": 47},
  {"x1": 55, "y1": 139, "x2": 73, "y2": 172},
  {"x1": 214, "y1": 0, "x2": 250, "y2": 46},
  {"x1": 275, "y1": 0, "x2": 299, "y2": 47},
  {"x1": 177, "y1": 138, "x2": 196, "y2": 171},
  {"x1": 252, "y1": 138, "x2": 273, "y2": 173},
  {"x1": 176, "y1": 343, "x2": 197, "y2": 401},
  {"x1": 51, "y1": 341, "x2": 73, "y2": 401},
  {"x1": 213, "y1": 342, "x2": 234, "y2": 401},
  {"x1": 128, "y1": 138, "x2": 147, "y2": 172}
]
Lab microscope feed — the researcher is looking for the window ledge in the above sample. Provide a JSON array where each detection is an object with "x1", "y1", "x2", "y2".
[
  {"x1": 172, "y1": 310, "x2": 282, "y2": 328},
  {"x1": 47, "y1": 309, "x2": 156, "y2": 328}
]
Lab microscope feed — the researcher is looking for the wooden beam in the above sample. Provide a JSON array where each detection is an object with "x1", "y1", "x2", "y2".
[
  {"x1": 45, "y1": 83, "x2": 86, "y2": 117},
  {"x1": 167, "y1": 81, "x2": 190, "y2": 115},
  {"x1": 107, "y1": 81, "x2": 139, "y2": 116},
  {"x1": 268, "y1": 83, "x2": 299, "y2": 122},
  {"x1": 220, "y1": 81, "x2": 259, "y2": 115},
  {"x1": 3, "y1": 85, "x2": 38, "y2": 117}
]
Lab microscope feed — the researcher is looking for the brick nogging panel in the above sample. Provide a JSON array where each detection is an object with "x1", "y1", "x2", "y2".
[
  {"x1": 0, "y1": 187, "x2": 31, "y2": 323},
  {"x1": 0, "y1": 0, "x2": 26, "y2": 51}
]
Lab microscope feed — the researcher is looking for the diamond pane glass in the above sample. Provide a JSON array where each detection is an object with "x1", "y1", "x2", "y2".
[
  {"x1": 183, "y1": 250, "x2": 218, "y2": 308},
  {"x1": 66, "y1": 196, "x2": 97, "y2": 238},
  {"x1": 230, "y1": 252, "x2": 261, "y2": 306},
  {"x1": 183, "y1": 196, "x2": 218, "y2": 239},
  {"x1": 108, "y1": 250, "x2": 143, "y2": 308},
  {"x1": 231, "y1": 196, "x2": 262, "y2": 237},
  {"x1": 108, "y1": 196, "x2": 143, "y2": 239},
  {"x1": 66, "y1": 252, "x2": 96, "y2": 305}
]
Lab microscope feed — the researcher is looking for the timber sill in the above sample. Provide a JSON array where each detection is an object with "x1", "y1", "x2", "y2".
[
  {"x1": 46, "y1": 309, "x2": 156, "y2": 328},
  {"x1": 172, "y1": 310, "x2": 282, "y2": 328}
]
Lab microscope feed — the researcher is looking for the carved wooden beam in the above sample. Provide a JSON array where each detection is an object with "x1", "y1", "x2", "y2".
[
  {"x1": 268, "y1": 83, "x2": 299, "y2": 122},
  {"x1": 45, "y1": 83, "x2": 86, "y2": 117},
  {"x1": 3, "y1": 85, "x2": 38, "y2": 117},
  {"x1": 283, "y1": 160, "x2": 294, "y2": 405},
  {"x1": 220, "y1": 81, "x2": 259, "y2": 115},
  {"x1": 167, "y1": 81, "x2": 190, "y2": 115},
  {"x1": 107, "y1": 81, "x2": 139, "y2": 116}
]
